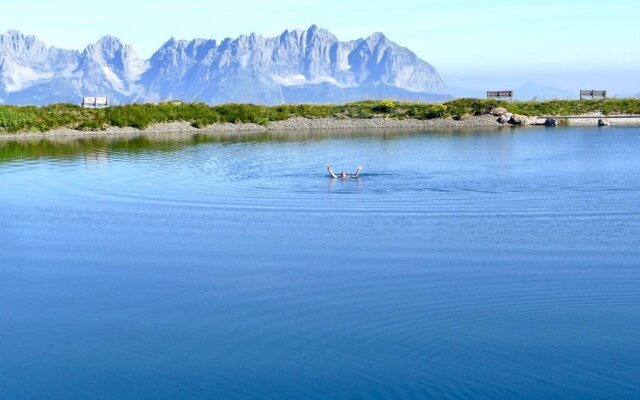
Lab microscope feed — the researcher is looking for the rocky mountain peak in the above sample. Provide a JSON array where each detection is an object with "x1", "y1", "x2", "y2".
[
  {"x1": 82, "y1": 36, "x2": 146, "y2": 79},
  {"x1": 1, "y1": 30, "x2": 51, "y2": 61},
  {"x1": 367, "y1": 32, "x2": 389, "y2": 45},
  {"x1": 1, "y1": 30, "x2": 36, "y2": 46},
  {"x1": 84, "y1": 36, "x2": 133, "y2": 61},
  {"x1": 301, "y1": 25, "x2": 336, "y2": 43}
]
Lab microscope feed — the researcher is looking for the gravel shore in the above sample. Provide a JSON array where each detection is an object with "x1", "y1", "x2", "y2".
[
  {"x1": 1, "y1": 114, "x2": 639, "y2": 139},
  {"x1": 0, "y1": 115, "x2": 505, "y2": 139}
]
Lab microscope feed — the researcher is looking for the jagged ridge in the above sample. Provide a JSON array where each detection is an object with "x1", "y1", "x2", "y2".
[{"x1": 0, "y1": 26, "x2": 449, "y2": 105}]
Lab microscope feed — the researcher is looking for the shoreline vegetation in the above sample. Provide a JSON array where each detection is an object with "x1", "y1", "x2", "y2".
[{"x1": 1, "y1": 99, "x2": 640, "y2": 136}]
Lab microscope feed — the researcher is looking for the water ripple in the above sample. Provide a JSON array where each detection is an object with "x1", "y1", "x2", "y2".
[{"x1": 2, "y1": 128, "x2": 640, "y2": 399}]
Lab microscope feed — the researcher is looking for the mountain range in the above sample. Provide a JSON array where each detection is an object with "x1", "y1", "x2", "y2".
[
  {"x1": 511, "y1": 81, "x2": 575, "y2": 100},
  {"x1": 0, "y1": 26, "x2": 450, "y2": 106},
  {"x1": 449, "y1": 81, "x2": 576, "y2": 100}
]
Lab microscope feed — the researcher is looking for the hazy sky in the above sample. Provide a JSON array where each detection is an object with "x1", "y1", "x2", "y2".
[{"x1": 2, "y1": 0, "x2": 639, "y2": 92}]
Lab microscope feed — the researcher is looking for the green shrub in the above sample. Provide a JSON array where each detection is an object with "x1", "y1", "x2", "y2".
[
  {"x1": 423, "y1": 105, "x2": 447, "y2": 119},
  {"x1": 0, "y1": 107, "x2": 37, "y2": 132},
  {"x1": 372, "y1": 100, "x2": 396, "y2": 113},
  {"x1": 78, "y1": 120, "x2": 104, "y2": 130}
]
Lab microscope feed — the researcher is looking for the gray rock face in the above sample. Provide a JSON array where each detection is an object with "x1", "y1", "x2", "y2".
[
  {"x1": 0, "y1": 26, "x2": 450, "y2": 105},
  {"x1": 0, "y1": 30, "x2": 78, "y2": 103},
  {"x1": 489, "y1": 107, "x2": 508, "y2": 116},
  {"x1": 1, "y1": 31, "x2": 147, "y2": 105},
  {"x1": 509, "y1": 114, "x2": 527, "y2": 126},
  {"x1": 497, "y1": 114, "x2": 511, "y2": 124}
]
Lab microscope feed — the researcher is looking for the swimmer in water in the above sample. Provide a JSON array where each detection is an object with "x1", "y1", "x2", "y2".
[{"x1": 327, "y1": 164, "x2": 362, "y2": 179}]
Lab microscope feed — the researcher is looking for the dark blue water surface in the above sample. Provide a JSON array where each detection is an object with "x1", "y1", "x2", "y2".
[{"x1": 1, "y1": 127, "x2": 639, "y2": 399}]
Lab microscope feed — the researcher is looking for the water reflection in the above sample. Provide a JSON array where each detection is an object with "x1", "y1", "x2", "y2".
[
  {"x1": 84, "y1": 151, "x2": 111, "y2": 167},
  {"x1": 327, "y1": 176, "x2": 363, "y2": 191},
  {"x1": 0, "y1": 127, "x2": 515, "y2": 164}
]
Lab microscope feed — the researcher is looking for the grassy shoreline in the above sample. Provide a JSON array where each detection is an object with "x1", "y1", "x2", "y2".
[{"x1": 1, "y1": 99, "x2": 640, "y2": 134}]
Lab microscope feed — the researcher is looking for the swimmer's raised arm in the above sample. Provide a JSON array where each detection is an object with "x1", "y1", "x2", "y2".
[
  {"x1": 326, "y1": 164, "x2": 337, "y2": 179},
  {"x1": 353, "y1": 165, "x2": 362, "y2": 178}
]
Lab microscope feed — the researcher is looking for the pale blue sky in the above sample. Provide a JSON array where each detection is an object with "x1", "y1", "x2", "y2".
[{"x1": 2, "y1": 0, "x2": 639, "y2": 92}]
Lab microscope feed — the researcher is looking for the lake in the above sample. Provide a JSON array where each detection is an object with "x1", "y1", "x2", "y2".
[{"x1": 1, "y1": 127, "x2": 639, "y2": 399}]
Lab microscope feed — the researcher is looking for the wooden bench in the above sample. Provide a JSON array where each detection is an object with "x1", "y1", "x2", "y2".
[
  {"x1": 82, "y1": 97, "x2": 109, "y2": 108},
  {"x1": 580, "y1": 90, "x2": 607, "y2": 101},
  {"x1": 487, "y1": 91, "x2": 513, "y2": 101}
]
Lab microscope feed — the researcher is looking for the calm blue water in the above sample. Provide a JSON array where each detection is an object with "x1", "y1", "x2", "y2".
[{"x1": 1, "y1": 127, "x2": 639, "y2": 399}]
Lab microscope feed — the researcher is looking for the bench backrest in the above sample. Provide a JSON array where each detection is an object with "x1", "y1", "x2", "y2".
[
  {"x1": 82, "y1": 97, "x2": 109, "y2": 107},
  {"x1": 580, "y1": 90, "x2": 607, "y2": 100},
  {"x1": 487, "y1": 91, "x2": 513, "y2": 100}
]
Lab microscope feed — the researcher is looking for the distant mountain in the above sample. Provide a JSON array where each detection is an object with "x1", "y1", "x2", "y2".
[
  {"x1": 448, "y1": 86, "x2": 486, "y2": 99},
  {"x1": 0, "y1": 26, "x2": 449, "y2": 105},
  {"x1": 611, "y1": 92, "x2": 639, "y2": 98},
  {"x1": 0, "y1": 31, "x2": 147, "y2": 105},
  {"x1": 513, "y1": 81, "x2": 575, "y2": 100},
  {"x1": 0, "y1": 30, "x2": 77, "y2": 104},
  {"x1": 448, "y1": 81, "x2": 576, "y2": 101}
]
